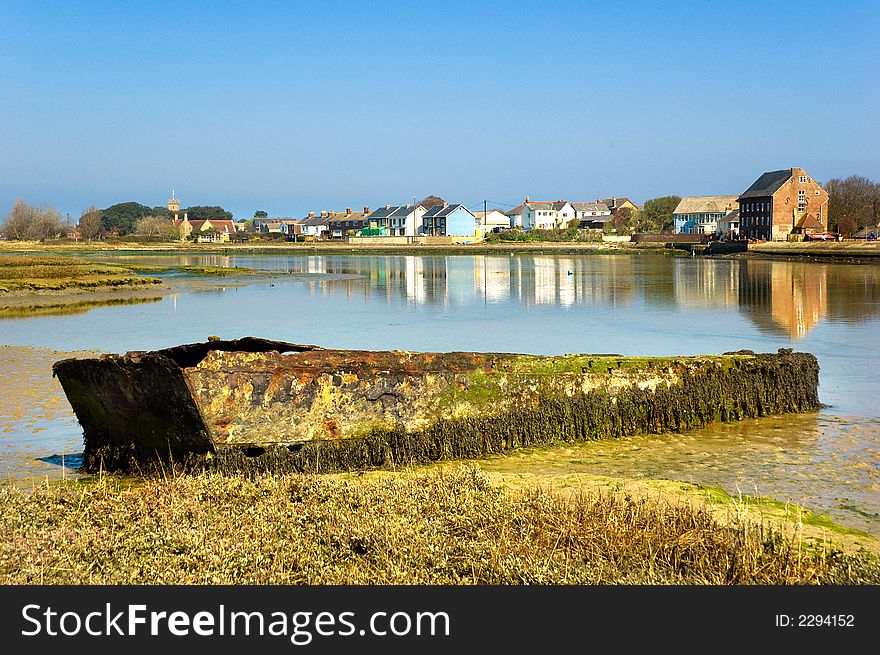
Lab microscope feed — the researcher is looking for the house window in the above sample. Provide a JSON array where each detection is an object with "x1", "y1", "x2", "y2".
[{"x1": 799, "y1": 176, "x2": 807, "y2": 183}]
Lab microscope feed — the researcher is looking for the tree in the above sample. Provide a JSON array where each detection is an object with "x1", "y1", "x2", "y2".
[
  {"x1": 101, "y1": 202, "x2": 153, "y2": 235},
  {"x1": 151, "y1": 206, "x2": 173, "y2": 219},
  {"x1": 185, "y1": 206, "x2": 233, "y2": 221},
  {"x1": 612, "y1": 207, "x2": 635, "y2": 230},
  {"x1": 78, "y1": 206, "x2": 103, "y2": 240},
  {"x1": 254, "y1": 210, "x2": 268, "y2": 218},
  {"x1": 639, "y1": 196, "x2": 680, "y2": 233},
  {"x1": 1, "y1": 198, "x2": 64, "y2": 240},
  {"x1": 825, "y1": 175, "x2": 880, "y2": 235},
  {"x1": 417, "y1": 195, "x2": 446, "y2": 210}
]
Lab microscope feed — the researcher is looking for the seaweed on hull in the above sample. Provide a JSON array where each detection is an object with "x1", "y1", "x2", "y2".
[{"x1": 52, "y1": 338, "x2": 820, "y2": 475}]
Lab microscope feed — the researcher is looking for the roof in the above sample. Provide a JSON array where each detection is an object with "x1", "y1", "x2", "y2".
[
  {"x1": 472, "y1": 209, "x2": 506, "y2": 218},
  {"x1": 602, "y1": 197, "x2": 637, "y2": 209},
  {"x1": 571, "y1": 202, "x2": 610, "y2": 212},
  {"x1": 853, "y1": 225, "x2": 880, "y2": 237},
  {"x1": 328, "y1": 211, "x2": 367, "y2": 223},
  {"x1": 505, "y1": 204, "x2": 526, "y2": 216},
  {"x1": 300, "y1": 214, "x2": 332, "y2": 226},
  {"x1": 524, "y1": 201, "x2": 570, "y2": 211},
  {"x1": 795, "y1": 213, "x2": 824, "y2": 230},
  {"x1": 206, "y1": 220, "x2": 237, "y2": 234},
  {"x1": 739, "y1": 169, "x2": 792, "y2": 199},
  {"x1": 423, "y1": 204, "x2": 473, "y2": 219},
  {"x1": 368, "y1": 205, "x2": 418, "y2": 220},
  {"x1": 673, "y1": 196, "x2": 739, "y2": 215}
]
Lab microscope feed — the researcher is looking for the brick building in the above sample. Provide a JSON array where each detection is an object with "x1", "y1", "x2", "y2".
[
  {"x1": 738, "y1": 167, "x2": 829, "y2": 241},
  {"x1": 327, "y1": 207, "x2": 371, "y2": 239}
]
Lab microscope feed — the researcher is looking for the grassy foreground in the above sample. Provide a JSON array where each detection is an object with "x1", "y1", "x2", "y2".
[{"x1": 2, "y1": 467, "x2": 877, "y2": 584}]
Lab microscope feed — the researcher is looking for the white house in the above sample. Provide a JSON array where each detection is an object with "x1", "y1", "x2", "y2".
[
  {"x1": 673, "y1": 196, "x2": 739, "y2": 235},
  {"x1": 571, "y1": 202, "x2": 611, "y2": 220},
  {"x1": 367, "y1": 204, "x2": 427, "y2": 237},
  {"x1": 717, "y1": 209, "x2": 740, "y2": 238},
  {"x1": 473, "y1": 209, "x2": 510, "y2": 236},
  {"x1": 505, "y1": 204, "x2": 525, "y2": 228},
  {"x1": 521, "y1": 199, "x2": 576, "y2": 229}
]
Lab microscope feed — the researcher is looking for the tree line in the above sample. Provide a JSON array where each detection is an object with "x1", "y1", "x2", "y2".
[
  {"x1": 1, "y1": 199, "x2": 234, "y2": 240},
  {"x1": 825, "y1": 176, "x2": 880, "y2": 235}
]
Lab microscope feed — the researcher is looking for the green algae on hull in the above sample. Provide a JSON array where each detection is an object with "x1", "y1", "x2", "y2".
[{"x1": 52, "y1": 338, "x2": 821, "y2": 474}]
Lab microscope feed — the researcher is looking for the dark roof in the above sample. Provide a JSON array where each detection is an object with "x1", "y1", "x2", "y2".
[
  {"x1": 301, "y1": 215, "x2": 332, "y2": 226},
  {"x1": 602, "y1": 197, "x2": 637, "y2": 209},
  {"x1": 368, "y1": 205, "x2": 415, "y2": 220},
  {"x1": 423, "y1": 204, "x2": 471, "y2": 219},
  {"x1": 740, "y1": 169, "x2": 792, "y2": 199},
  {"x1": 579, "y1": 216, "x2": 612, "y2": 225},
  {"x1": 505, "y1": 203, "x2": 526, "y2": 216}
]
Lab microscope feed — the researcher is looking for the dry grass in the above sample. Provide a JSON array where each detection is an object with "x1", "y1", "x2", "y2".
[{"x1": 1, "y1": 466, "x2": 877, "y2": 585}]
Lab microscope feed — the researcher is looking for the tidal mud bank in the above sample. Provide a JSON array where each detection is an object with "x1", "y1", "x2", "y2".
[{"x1": 53, "y1": 338, "x2": 820, "y2": 474}]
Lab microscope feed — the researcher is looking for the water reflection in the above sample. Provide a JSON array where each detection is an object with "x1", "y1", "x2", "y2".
[{"x1": 189, "y1": 254, "x2": 878, "y2": 339}]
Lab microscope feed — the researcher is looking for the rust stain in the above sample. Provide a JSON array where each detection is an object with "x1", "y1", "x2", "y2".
[{"x1": 322, "y1": 418, "x2": 341, "y2": 440}]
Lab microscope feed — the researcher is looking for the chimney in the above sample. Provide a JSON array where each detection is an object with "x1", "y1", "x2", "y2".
[
  {"x1": 363, "y1": 206, "x2": 369, "y2": 214},
  {"x1": 329, "y1": 210, "x2": 335, "y2": 218},
  {"x1": 386, "y1": 204, "x2": 390, "y2": 210},
  {"x1": 524, "y1": 196, "x2": 529, "y2": 203},
  {"x1": 346, "y1": 207, "x2": 351, "y2": 216},
  {"x1": 308, "y1": 211, "x2": 315, "y2": 218},
  {"x1": 321, "y1": 210, "x2": 327, "y2": 218},
  {"x1": 405, "y1": 203, "x2": 411, "y2": 209}
]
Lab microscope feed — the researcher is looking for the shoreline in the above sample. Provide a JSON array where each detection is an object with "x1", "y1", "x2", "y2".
[{"x1": 3, "y1": 239, "x2": 880, "y2": 261}]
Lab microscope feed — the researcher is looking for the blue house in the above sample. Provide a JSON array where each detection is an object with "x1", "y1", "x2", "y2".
[{"x1": 421, "y1": 204, "x2": 477, "y2": 237}]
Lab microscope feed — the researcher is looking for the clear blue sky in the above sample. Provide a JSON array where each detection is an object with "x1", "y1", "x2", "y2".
[{"x1": 1, "y1": 0, "x2": 878, "y2": 220}]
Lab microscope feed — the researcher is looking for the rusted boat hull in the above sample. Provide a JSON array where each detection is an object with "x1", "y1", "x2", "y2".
[{"x1": 52, "y1": 338, "x2": 821, "y2": 473}]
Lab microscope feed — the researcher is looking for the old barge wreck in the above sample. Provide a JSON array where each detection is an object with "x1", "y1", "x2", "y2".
[{"x1": 52, "y1": 337, "x2": 820, "y2": 474}]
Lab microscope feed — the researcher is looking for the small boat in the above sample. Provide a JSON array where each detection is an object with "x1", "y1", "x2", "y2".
[{"x1": 52, "y1": 337, "x2": 820, "y2": 474}]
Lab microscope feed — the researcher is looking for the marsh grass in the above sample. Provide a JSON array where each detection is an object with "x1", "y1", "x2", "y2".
[
  {"x1": 0, "y1": 256, "x2": 160, "y2": 291},
  {"x1": 2, "y1": 466, "x2": 877, "y2": 585}
]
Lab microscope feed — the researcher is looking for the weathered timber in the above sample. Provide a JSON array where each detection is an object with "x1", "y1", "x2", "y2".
[{"x1": 52, "y1": 338, "x2": 821, "y2": 474}]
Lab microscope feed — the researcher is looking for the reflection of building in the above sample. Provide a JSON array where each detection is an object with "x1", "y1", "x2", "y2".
[
  {"x1": 673, "y1": 259, "x2": 740, "y2": 309},
  {"x1": 739, "y1": 261, "x2": 827, "y2": 339}
]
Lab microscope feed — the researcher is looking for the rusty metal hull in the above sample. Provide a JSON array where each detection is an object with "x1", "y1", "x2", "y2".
[{"x1": 52, "y1": 338, "x2": 821, "y2": 473}]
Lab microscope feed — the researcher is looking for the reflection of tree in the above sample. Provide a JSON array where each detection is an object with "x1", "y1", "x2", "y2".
[{"x1": 825, "y1": 265, "x2": 880, "y2": 324}]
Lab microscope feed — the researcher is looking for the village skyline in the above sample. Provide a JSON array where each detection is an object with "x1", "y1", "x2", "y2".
[{"x1": 2, "y1": 1, "x2": 878, "y2": 221}]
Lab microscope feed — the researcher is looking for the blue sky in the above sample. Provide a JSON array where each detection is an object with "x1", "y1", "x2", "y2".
[{"x1": 1, "y1": 0, "x2": 878, "y2": 220}]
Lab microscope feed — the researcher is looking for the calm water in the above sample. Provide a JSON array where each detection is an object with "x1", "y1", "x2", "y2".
[{"x1": 2, "y1": 253, "x2": 879, "y2": 533}]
